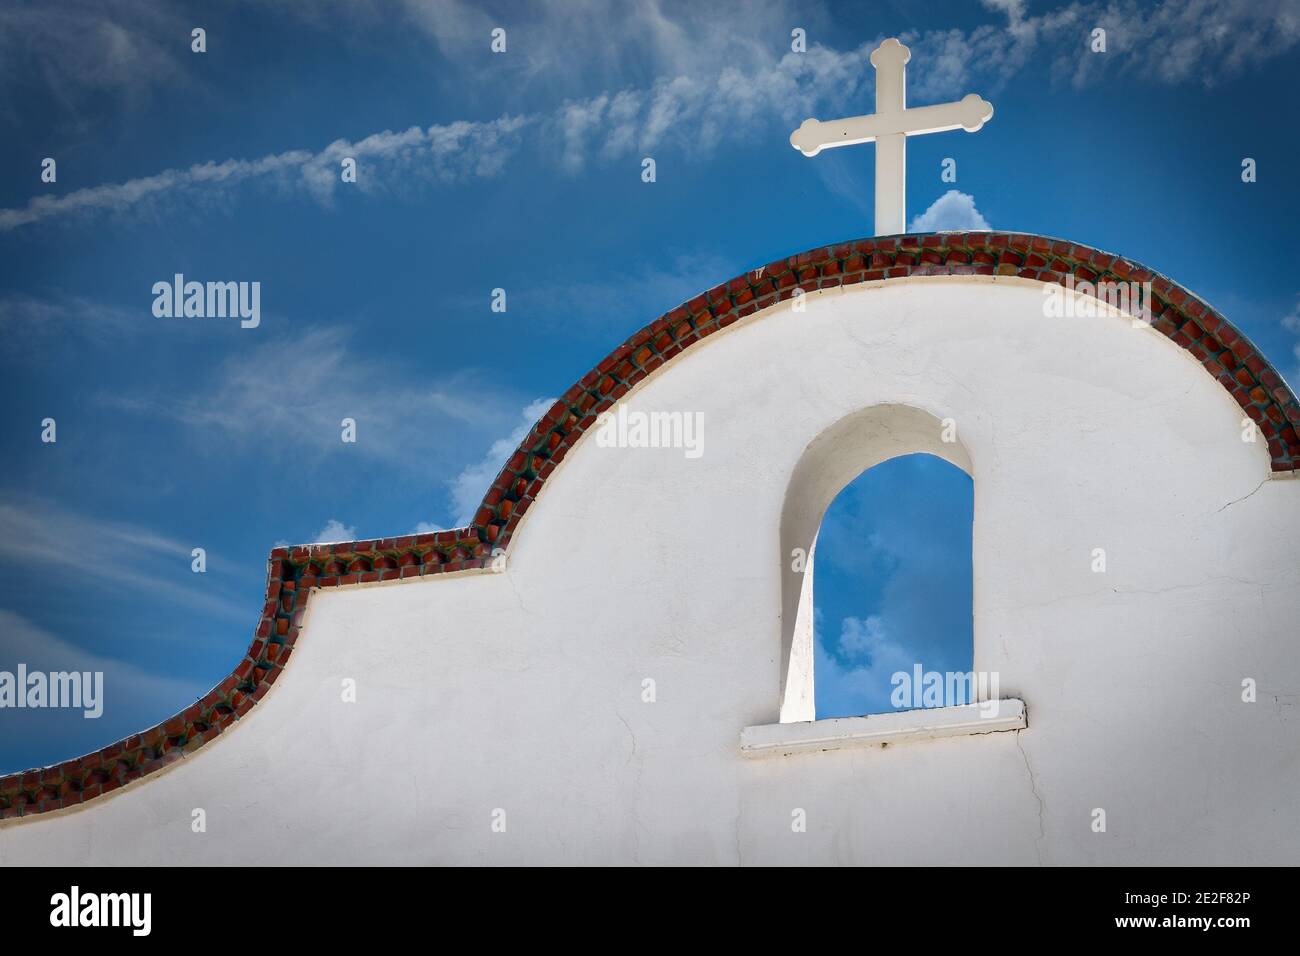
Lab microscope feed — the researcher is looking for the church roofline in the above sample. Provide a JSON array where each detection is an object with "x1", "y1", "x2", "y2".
[{"x1": 4, "y1": 231, "x2": 1297, "y2": 819}]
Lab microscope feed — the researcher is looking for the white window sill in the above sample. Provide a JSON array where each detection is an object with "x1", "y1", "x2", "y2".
[{"x1": 739, "y1": 698, "x2": 1026, "y2": 758}]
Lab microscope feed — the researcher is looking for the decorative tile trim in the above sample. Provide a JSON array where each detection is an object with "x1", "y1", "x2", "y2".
[{"x1": 3, "y1": 232, "x2": 1296, "y2": 818}]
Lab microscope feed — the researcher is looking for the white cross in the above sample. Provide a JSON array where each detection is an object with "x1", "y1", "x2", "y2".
[{"x1": 790, "y1": 38, "x2": 994, "y2": 236}]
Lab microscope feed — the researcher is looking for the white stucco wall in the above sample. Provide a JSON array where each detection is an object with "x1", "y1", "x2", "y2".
[{"x1": 4, "y1": 274, "x2": 1297, "y2": 865}]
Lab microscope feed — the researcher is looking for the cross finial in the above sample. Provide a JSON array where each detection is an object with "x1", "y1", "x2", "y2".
[{"x1": 790, "y1": 38, "x2": 994, "y2": 236}]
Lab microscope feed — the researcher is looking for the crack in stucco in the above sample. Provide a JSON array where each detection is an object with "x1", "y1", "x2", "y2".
[
  {"x1": 1114, "y1": 578, "x2": 1258, "y2": 596},
  {"x1": 505, "y1": 573, "x2": 534, "y2": 615},
  {"x1": 1015, "y1": 730, "x2": 1046, "y2": 866},
  {"x1": 1004, "y1": 576, "x2": 1261, "y2": 612},
  {"x1": 616, "y1": 712, "x2": 643, "y2": 864},
  {"x1": 616, "y1": 712, "x2": 637, "y2": 767},
  {"x1": 1214, "y1": 477, "x2": 1270, "y2": 515}
]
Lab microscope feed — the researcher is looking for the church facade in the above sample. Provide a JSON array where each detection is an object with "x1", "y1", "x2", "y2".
[{"x1": 2, "y1": 232, "x2": 1298, "y2": 865}]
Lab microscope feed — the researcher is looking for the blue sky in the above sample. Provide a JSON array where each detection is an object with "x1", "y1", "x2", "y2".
[{"x1": 2, "y1": 0, "x2": 1298, "y2": 770}]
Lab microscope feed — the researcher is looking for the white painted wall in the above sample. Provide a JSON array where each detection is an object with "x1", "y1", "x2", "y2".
[{"x1": 4, "y1": 275, "x2": 1297, "y2": 865}]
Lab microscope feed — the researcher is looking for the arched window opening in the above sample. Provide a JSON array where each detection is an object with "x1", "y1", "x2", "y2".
[
  {"x1": 811, "y1": 454, "x2": 973, "y2": 719},
  {"x1": 777, "y1": 404, "x2": 974, "y2": 725}
]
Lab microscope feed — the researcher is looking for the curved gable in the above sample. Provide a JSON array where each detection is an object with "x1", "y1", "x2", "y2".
[{"x1": 3, "y1": 231, "x2": 1296, "y2": 819}]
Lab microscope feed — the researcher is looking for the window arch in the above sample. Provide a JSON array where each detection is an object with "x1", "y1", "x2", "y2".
[{"x1": 778, "y1": 405, "x2": 973, "y2": 723}]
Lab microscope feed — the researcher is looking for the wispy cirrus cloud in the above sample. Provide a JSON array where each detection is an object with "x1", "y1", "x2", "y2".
[
  {"x1": 102, "y1": 326, "x2": 523, "y2": 473},
  {"x1": 913, "y1": 0, "x2": 1300, "y2": 97},
  {"x1": 1, "y1": 40, "x2": 871, "y2": 231},
  {"x1": 262, "y1": 0, "x2": 806, "y2": 92},
  {"x1": 0, "y1": 292, "x2": 145, "y2": 359},
  {"x1": 0, "y1": 117, "x2": 531, "y2": 231},
  {"x1": 1056, "y1": 0, "x2": 1300, "y2": 89},
  {"x1": 5, "y1": 0, "x2": 1297, "y2": 232},
  {"x1": 0, "y1": 499, "x2": 253, "y2": 623},
  {"x1": 0, "y1": 0, "x2": 187, "y2": 123}
]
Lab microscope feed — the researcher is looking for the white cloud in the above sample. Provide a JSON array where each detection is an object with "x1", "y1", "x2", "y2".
[
  {"x1": 0, "y1": 117, "x2": 530, "y2": 231},
  {"x1": 895, "y1": 0, "x2": 1300, "y2": 101},
  {"x1": 311, "y1": 519, "x2": 357, "y2": 543},
  {"x1": 907, "y1": 190, "x2": 991, "y2": 232},
  {"x1": 813, "y1": 613, "x2": 918, "y2": 718},
  {"x1": 0, "y1": 291, "x2": 140, "y2": 338},
  {"x1": 392, "y1": 0, "x2": 798, "y2": 93},
  {"x1": 1282, "y1": 296, "x2": 1300, "y2": 335},
  {"x1": 447, "y1": 398, "x2": 554, "y2": 527},
  {"x1": 412, "y1": 520, "x2": 444, "y2": 535},
  {"x1": 981, "y1": 0, "x2": 1026, "y2": 21},
  {"x1": 0, "y1": 499, "x2": 251, "y2": 623},
  {"x1": 1061, "y1": 0, "x2": 1300, "y2": 89},
  {"x1": 104, "y1": 326, "x2": 517, "y2": 472},
  {"x1": 837, "y1": 614, "x2": 892, "y2": 660},
  {"x1": 3, "y1": 37, "x2": 876, "y2": 230},
  {"x1": 0, "y1": 290, "x2": 189, "y2": 365},
  {"x1": 7, "y1": 0, "x2": 1297, "y2": 231},
  {"x1": 0, "y1": 1, "x2": 186, "y2": 119},
  {"x1": 0, "y1": 2, "x2": 886, "y2": 230}
]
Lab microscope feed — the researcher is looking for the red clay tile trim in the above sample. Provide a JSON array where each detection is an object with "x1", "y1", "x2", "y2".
[{"x1": 3, "y1": 232, "x2": 1296, "y2": 818}]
